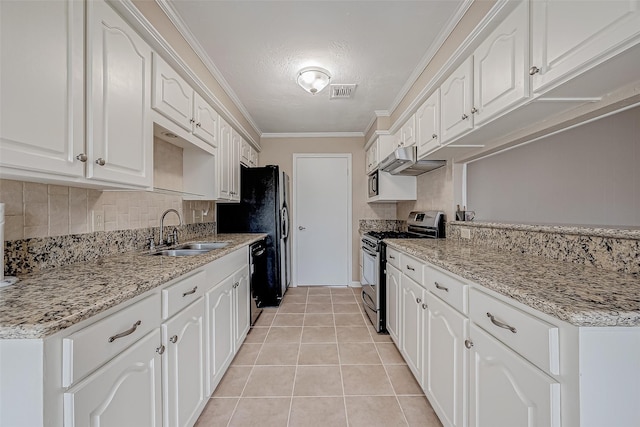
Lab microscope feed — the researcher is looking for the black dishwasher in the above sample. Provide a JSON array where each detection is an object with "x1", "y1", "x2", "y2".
[{"x1": 249, "y1": 240, "x2": 266, "y2": 325}]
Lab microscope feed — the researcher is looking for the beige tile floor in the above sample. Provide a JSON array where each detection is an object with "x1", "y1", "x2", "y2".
[{"x1": 195, "y1": 286, "x2": 443, "y2": 427}]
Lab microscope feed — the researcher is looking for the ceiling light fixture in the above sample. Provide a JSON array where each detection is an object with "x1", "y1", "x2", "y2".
[{"x1": 297, "y1": 67, "x2": 331, "y2": 95}]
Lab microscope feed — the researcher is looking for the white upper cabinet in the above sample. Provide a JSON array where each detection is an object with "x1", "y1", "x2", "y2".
[
  {"x1": 152, "y1": 54, "x2": 219, "y2": 148},
  {"x1": 365, "y1": 139, "x2": 379, "y2": 174},
  {"x1": 440, "y1": 57, "x2": 474, "y2": 143},
  {"x1": 416, "y1": 89, "x2": 441, "y2": 157},
  {"x1": 230, "y1": 131, "x2": 242, "y2": 201},
  {"x1": 86, "y1": 0, "x2": 152, "y2": 188},
  {"x1": 218, "y1": 118, "x2": 241, "y2": 202},
  {"x1": 473, "y1": 0, "x2": 529, "y2": 126},
  {"x1": 531, "y1": 0, "x2": 640, "y2": 94},
  {"x1": 0, "y1": 0, "x2": 84, "y2": 178},
  {"x1": 400, "y1": 116, "x2": 416, "y2": 147},
  {"x1": 152, "y1": 54, "x2": 193, "y2": 132}
]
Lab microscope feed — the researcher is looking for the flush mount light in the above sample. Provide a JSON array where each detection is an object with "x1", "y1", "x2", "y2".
[{"x1": 297, "y1": 67, "x2": 331, "y2": 95}]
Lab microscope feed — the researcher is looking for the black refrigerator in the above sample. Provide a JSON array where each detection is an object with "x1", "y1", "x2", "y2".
[{"x1": 217, "y1": 165, "x2": 291, "y2": 306}]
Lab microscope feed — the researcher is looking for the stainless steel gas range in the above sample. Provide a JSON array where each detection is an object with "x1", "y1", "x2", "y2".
[{"x1": 360, "y1": 210, "x2": 445, "y2": 332}]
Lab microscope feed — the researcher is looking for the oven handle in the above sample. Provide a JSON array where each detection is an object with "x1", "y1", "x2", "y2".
[
  {"x1": 361, "y1": 289, "x2": 378, "y2": 312},
  {"x1": 361, "y1": 246, "x2": 378, "y2": 257}
]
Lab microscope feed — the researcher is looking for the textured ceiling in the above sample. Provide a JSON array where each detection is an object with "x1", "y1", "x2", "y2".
[{"x1": 166, "y1": 0, "x2": 467, "y2": 135}]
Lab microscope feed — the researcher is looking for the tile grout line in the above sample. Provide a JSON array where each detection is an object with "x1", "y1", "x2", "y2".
[
  {"x1": 285, "y1": 288, "x2": 307, "y2": 427},
  {"x1": 334, "y1": 289, "x2": 350, "y2": 427}
]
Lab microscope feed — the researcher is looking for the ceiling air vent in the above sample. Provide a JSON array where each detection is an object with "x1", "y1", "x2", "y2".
[{"x1": 329, "y1": 84, "x2": 357, "y2": 99}]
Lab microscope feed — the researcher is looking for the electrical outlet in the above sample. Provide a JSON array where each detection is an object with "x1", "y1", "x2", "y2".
[
  {"x1": 91, "y1": 210, "x2": 104, "y2": 232},
  {"x1": 461, "y1": 228, "x2": 471, "y2": 239}
]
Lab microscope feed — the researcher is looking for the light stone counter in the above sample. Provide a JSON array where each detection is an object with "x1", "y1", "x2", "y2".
[
  {"x1": 385, "y1": 238, "x2": 640, "y2": 327},
  {"x1": 0, "y1": 233, "x2": 266, "y2": 339}
]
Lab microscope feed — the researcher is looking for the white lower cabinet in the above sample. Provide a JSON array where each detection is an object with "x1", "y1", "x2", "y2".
[
  {"x1": 424, "y1": 293, "x2": 468, "y2": 427},
  {"x1": 64, "y1": 328, "x2": 163, "y2": 427},
  {"x1": 385, "y1": 263, "x2": 401, "y2": 345},
  {"x1": 206, "y1": 275, "x2": 235, "y2": 395},
  {"x1": 234, "y1": 266, "x2": 251, "y2": 350},
  {"x1": 467, "y1": 324, "x2": 560, "y2": 427},
  {"x1": 399, "y1": 275, "x2": 426, "y2": 381},
  {"x1": 162, "y1": 298, "x2": 206, "y2": 427}
]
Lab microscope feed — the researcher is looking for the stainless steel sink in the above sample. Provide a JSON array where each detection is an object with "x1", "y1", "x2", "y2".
[
  {"x1": 176, "y1": 242, "x2": 230, "y2": 250},
  {"x1": 151, "y1": 249, "x2": 211, "y2": 257}
]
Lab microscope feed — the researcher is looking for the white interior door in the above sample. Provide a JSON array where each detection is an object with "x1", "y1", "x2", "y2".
[{"x1": 293, "y1": 154, "x2": 352, "y2": 286}]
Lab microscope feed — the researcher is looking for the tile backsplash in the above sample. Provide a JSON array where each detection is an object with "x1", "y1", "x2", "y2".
[{"x1": 0, "y1": 179, "x2": 215, "y2": 241}]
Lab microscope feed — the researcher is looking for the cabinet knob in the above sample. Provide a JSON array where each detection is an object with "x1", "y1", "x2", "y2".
[
  {"x1": 464, "y1": 339, "x2": 474, "y2": 349},
  {"x1": 95, "y1": 158, "x2": 106, "y2": 166},
  {"x1": 170, "y1": 335, "x2": 178, "y2": 344},
  {"x1": 421, "y1": 303, "x2": 428, "y2": 310},
  {"x1": 156, "y1": 345, "x2": 165, "y2": 355},
  {"x1": 529, "y1": 66, "x2": 540, "y2": 76},
  {"x1": 461, "y1": 114, "x2": 469, "y2": 120},
  {"x1": 471, "y1": 107, "x2": 478, "y2": 114},
  {"x1": 196, "y1": 122, "x2": 202, "y2": 128},
  {"x1": 190, "y1": 118, "x2": 195, "y2": 124},
  {"x1": 416, "y1": 297, "x2": 422, "y2": 304},
  {"x1": 76, "y1": 153, "x2": 88, "y2": 162},
  {"x1": 432, "y1": 134, "x2": 438, "y2": 139}
]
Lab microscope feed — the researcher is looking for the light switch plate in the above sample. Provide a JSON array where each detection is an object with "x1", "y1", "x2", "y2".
[{"x1": 461, "y1": 228, "x2": 471, "y2": 239}]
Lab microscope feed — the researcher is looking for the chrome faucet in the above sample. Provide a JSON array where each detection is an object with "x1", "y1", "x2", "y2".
[{"x1": 159, "y1": 209, "x2": 182, "y2": 246}]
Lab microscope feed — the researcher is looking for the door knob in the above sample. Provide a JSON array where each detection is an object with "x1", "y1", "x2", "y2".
[{"x1": 298, "y1": 226, "x2": 306, "y2": 230}]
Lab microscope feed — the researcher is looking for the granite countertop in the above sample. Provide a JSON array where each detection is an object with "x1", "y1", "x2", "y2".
[
  {"x1": 385, "y1": 239, "x2": 640, "y2": 327},
  {"x1": 0, "y1": 233, "x2": 266, "y2": 339}
]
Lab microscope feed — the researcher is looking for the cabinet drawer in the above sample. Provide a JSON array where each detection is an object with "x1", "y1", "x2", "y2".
[
  {"x1": 402, "y1": 253, "x2": 424, "y2": 285},
  {"x1": 424, "y1": 265, "x2": 467, "y2": 314},
  {"x1": 62, "y1": 293, "x2": 160, "y2": 387},
  {"x1": 386, "y1": 246, "x2": 401, "y2": 269},
  {"x1": 162, "y1": 269, "x2": 206, "y2": 320},
  {"x1": 469, "y1": 288, "x2": 559, "y2": 375}
]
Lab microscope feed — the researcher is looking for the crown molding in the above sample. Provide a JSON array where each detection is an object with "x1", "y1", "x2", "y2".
[
  {"x1": 261, "y1": 132, "x2": 365, "y2": 139},
  {"x1": 388, "y1": 0, "x2": 511, "y2": 135},
  {"x1": 386, "y1": 0, "x2": 474, "y2": 120},
  {"x1": 113, "y1": 0, "x2": 260, "y2": 147},
  {"x1": 365, "y1": 129, "x2": 392, "y2": 150}
]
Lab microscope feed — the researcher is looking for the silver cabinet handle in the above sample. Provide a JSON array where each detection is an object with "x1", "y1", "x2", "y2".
[
  {"x1": 529, "y1": 66, "x2": 540, "y2": 75},
  {"x1": 298, "y1": 226, "x2": 306, "y2": 230},
  {"x1": 471, "y1": 107, "x2": 478, "y2": 114},
  {"x1": 416, "y1": 297, "x2": 422, "y2": 304},
  {"x1": 487, "y1": 312, "x2": 517, "y2": 333},
  {"x1": 464, "y1": 339, "x2": 474, "y2": 349},
  {"x1": 434, "y1": 282, "x2": 449, "y2": 292},
  {"x1": 406, "y1": 265, "x2": 415, "y2": 271},
  {"x1": 95, "y1": 158, "x2": 106, "y2": 166},
  {"x1": 170, "y1": 335, "x2": 178, "y2": 344},
  {"x1": 182, "y1": 286, "x2": 197, "y2": 297},
  {"x1": 432, "y1": 134, "x2": 437, "y2": 139},
  {"x1": 421, "y1": 303, "x2": 428, "y2": 310},
  {"x1": 156, "y1": 345, "x2": 165, "y2": 355},
  {"x1": 461, "y1": 114, "x2": 469, "y2": 120},
  {"x1": 108, "y1": 320, "x2": 141, "y2": 343},
  {"x1": 76, "y1": 153, "x2": 87, "y2": 162}
]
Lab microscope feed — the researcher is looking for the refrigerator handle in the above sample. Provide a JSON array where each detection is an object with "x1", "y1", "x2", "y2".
[{"x1": 281, "y1": 207, "x2": 289, "y2": 239}]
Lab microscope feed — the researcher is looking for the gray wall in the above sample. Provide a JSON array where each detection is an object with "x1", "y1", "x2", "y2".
[{"x1": 467, "y1": 106, "x2": 640, "y2": 227}]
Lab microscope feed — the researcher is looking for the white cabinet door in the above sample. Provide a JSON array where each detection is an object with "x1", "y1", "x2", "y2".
[
  {"x1": 230, "y1": 131, "x2": 242, "y2": 201},
  {"x1": 0, "y1": 0, "x2": 84, "y2": 178},
  {"x1": 64, "y1": 329, "x2": 163, "y2": 427},
  {"x1": 386, "y1": 263, "x2": 401, "y2": 345},
  {"x1": 473, "y1": 0, "x2": 529, "y2": 126},
  {"x1": 531, "y1": 0, "x2": 640, "y2": 94},
  {"x1": 400, "y1": 276, "x2": 425, "y2": 380},
  {"x1": 440, "y1": 57, "x2": 474, "y2": 143},
  {"x1": 234, "y1": 266, "x2": 250, "y2": 350},
  {"x1": 240, "y1": 139, "x2": 251, "y2": 166},
  {"x1": 468, "y1": 324, "x2": 560, "y2": 427},
  {"x1": 416, "y1": 89, "x2": 441, "y2": 157},
  {"x1": 206, "y1": 276, "x2": 234, "y2": 395},
  {"x1": 152, "y1": 53, "x2": 193, "y2": 132},
  {"x1": 249, "y1": 147, "x2": 258, "y2": 167},
  {"x1": 87, "y1": 0, "x2": 152, "y2": 188},
  {"x1": 400, "y1": 116, "x2": 416, "y2": 147},
  {"x1": 365, "y1": 141, "x2": 379, "y2": 174},
  {"x1": 218, "y1": 118, "x2": 232, "y2": 200},
  {"x1": 163, "y1": 298, "x2": 206, "y2": 427},
  {"x1": 193, "y1": 94, "x2": 219, "y2": 147},
  {"x1": 424, "y1": 293, "x2": 468, "y2": 427}
]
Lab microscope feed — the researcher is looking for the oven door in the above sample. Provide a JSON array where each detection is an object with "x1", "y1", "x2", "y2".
[{"x1": 361, "y1": 243, "x2": 383, "y2": 331}]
